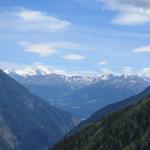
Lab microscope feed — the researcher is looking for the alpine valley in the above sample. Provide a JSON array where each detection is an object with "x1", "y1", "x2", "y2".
[
  {"x1": 1, "y1": 1, "x2": 150, "y2": 150},
  {"x1": 7, "y1": 66, "x2": 150, "y2": 119}
]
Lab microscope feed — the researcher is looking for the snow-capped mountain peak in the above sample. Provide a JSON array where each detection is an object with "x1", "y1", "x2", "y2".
[
  {"x1": 15, "y1": 67, "x2": 38, "y2": 77},
  {"x1": 7, "y1": 65, "x2": 51, "y2": 77},
  {"x1": 5, "y1": 64, "x2": 71, "y2": 77}
]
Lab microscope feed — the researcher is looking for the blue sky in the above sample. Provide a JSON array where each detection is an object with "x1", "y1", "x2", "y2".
[{"x1": 0, "y1": 0, "x2": 150, "y2": 76}]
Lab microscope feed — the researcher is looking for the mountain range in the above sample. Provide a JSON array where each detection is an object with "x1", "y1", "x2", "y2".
[
  {"x1": 0, "y1": 70, "x2": 76, "y2": 150},
  {"x1": 7, "y1": 67, "x2": 150, "y2": 119}
]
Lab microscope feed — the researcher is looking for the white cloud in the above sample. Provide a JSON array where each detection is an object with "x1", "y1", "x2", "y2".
[
  {"x1": 99, "y1": 60, "x2": 108, "y2": 65},
  {"x1": 63, "y1": 54, "x2": 85, "y2": 60},
  {"x1": 101, "y1": 0, "x2": 150, "y2": 25},
  {"x1": 21, "y1": 42, "x2": 80, "y2": 56},
  {"x1": 17, "y1": 9, "x2": 46, "y2": 22},
  {"x1": 133, "y1": 46, "x2": 150, "y2": 53},
  {"x1": 113, "y1": 13, "x2": 150, "y2": 25},
  {"x1": 23, "y1": 43, "x2": 56, "y2": 56},
  {"x1": 0, "y1": 8, "x2": 70, "y2": 32},
  {"x1": 140, "y1": 68, "x2": 150, "y2": 77},
  {"x1": 99, "y1": 68, "x2": 116, "y2": 75},
  {"x1": 121, "y1": 67, "x2": 136, "y2": 76}
]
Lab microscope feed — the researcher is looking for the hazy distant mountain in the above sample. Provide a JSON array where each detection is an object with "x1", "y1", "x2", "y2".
[
  {"x1": 60, "y1": 75, "x2": 150, "y2": 118},
  {"x1": 0, "y1": 70, "x2": 76, "y2": 150},
  {"x1": 7, "y1": 67, "x2": 95, "y2": 104},
  {"x1": 52, "y1": 87, "x2": 150, "y2": 150},
  {"x1": 7, "y1": 67, "x2": 150, "y2": 119}
]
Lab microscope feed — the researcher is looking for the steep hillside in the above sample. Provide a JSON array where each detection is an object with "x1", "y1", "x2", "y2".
[
  {"x1": 52, "y1": 91, "x2": 150, "y2": 150},
  {"x1": 0, "y1": 70, "x2": 76, "y2": 150}
]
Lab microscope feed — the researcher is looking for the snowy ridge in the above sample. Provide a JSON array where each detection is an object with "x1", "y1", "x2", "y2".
[{"x1": 5, "y1": 65, "x2": 150, "y2": 87}]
